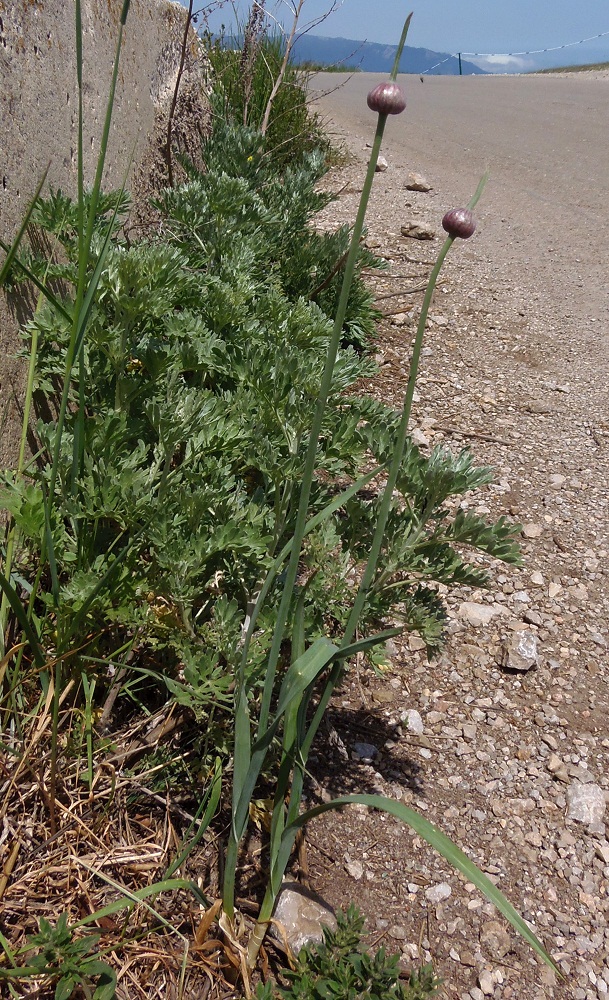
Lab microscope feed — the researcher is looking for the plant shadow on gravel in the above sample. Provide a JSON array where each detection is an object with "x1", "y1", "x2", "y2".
[{"x1": 307, "y1": 705, "x2": 425, "y2": 800}]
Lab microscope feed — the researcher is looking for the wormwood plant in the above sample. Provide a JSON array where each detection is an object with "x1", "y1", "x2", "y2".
[{"x1": 0, "y1": 1, "x2": 559, "y2": 993}]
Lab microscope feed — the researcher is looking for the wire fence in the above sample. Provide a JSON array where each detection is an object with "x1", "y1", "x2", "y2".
[{"x1": 420, "y1": 26, "x2": 609, "y2": 74}]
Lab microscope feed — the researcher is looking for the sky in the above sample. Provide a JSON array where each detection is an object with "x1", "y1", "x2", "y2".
[{"x1": 183, "y1": 0, "x2": 609, "y2": 70}]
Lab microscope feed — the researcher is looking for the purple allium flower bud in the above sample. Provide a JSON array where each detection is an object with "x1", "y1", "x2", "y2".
[
  {"x1": 441, "y1": 208, "x2": 477, "y2": 239},
  {"x1": 366, "y1": 82, "x2": 407, "y2": 115}
]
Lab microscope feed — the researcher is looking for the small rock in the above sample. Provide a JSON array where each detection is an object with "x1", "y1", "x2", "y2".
[
  {"x1": 401, "y1": 221, "x2": 435, "y2": 241},
  {"x1": 425, "y1": 882, "x2": 452, "y2": 904},
  {"x1": 548, "y1": 581, "x2": 562, "y2": 599},
  {"x1": 478, "y1": 971, "x2": 495, "y2": 996},
  {"x1": 501, "y1": 631, "x2": 538, "y2": 672},
  {"x1": 408, "y1": 636, "x2": 427, "y2": 655},
  {"x1": 411, "y1": 428, "x2": 430, "y2": 448},
  {"x1": 547, "y1": 754, "x2": 569, "y2": 782},
  {"x1": 402, "y1": 709, "x2": 424, "y2": 735},
  {"x1": 523, "y1": 609, "x2": 542, "y2": 626},
  {"x1": 480, "y1": 921, "x2": 511, "y2": 958},
  {"x1": 594, "y1": 841, "x2": 609, "y2": 864},
  {"x1": 459, "y1": 602, "x2": 497, "y2": 627},
  {"x1": 530, "y1": 571, "x2": 545, "y2": 586},
  {"x1": 460, "y1": 950, "x2": 477, "y2": 967},
  {"x1": 526, "y1": 400, "x2": 555, "y2": 414},
  {"x1": 522, "y1": 523, "x2": 543, "y2": 538},
  {"x1": 540, "y1": 966, "x2": 557, "y2": 987},
  {"x1": 271, "y1": 883, "x2": 337, "y2": 955},
  {"x1": 406, "y1": 171, "x2": 432, "y2": 192},
  {"x1": 344, "y1": 857, "x2": 365, "y2": 880},
  {"x1": 566, "y1": 783, "x2": 606, "y2": 826},
  {"x1": 541, "y1": 733, "x2": 559, "y2": 750},
  {"x1": 375, "y1": 155, "x2": 388, "y2": 172},
  {"x1": 388, "y1": 924, "x2": 408, "y2": 940},
  {"x1": 353, "y1": 742, "x2": 378, "y2": 761},
  {"x1": 567, "y1": 781, "x2": 607, "y2": 827}
]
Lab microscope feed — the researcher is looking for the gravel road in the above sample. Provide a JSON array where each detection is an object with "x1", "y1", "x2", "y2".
[{"x1": 304, "y1": 73, "x2": 609, "y2": 1000}]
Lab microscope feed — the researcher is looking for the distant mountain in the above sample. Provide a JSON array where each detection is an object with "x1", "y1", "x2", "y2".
[{"x1": 289, "y1": 34, "x2": 486, "y2": 76}]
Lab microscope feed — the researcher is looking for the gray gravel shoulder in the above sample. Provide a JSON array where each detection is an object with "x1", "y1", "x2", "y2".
[{"x1": 305, "y1": 74, "x2": 609, "y2": 1000}]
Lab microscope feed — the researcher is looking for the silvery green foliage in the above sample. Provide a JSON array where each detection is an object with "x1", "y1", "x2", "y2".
[{"x1": 1, "y1": 115, "x2": 519, "y2": 724}]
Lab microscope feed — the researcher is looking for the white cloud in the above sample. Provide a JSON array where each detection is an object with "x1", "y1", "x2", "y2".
[{"x1": 468, "y1": 53, "x2": 534, "y2": 73}]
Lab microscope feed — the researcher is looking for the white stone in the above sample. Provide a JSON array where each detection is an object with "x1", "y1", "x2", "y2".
[
  {"x1": 411, "y1": 428, "x2": 430, "y2": 448},
  {"x1": 402, "y1": 709, "x2": 424, "y2": 735},
  {"x1": 478, "y1": 971, "x2": 495, "y2": 996},
  {"x1": 401, "y1": 221, "x2": 435, "y2": 241},
  {"x1": 480, "y1": 920, "x2": 512, "y2": 958},
  {"x1": 271, "y1": 883, "x2": 337, "y2": 955},
  {"x1": 344, "y1": 858, "x2": 364, "y2": 880},
  {"x1": 406, "y1": 171, "x2": 432, "y2": 192},
  {"x1": 503, "y1": 631, "x2": 538, "y2": 672},
  {"x1": 566, "y1": 783, "x2": 606, "y2": 826},
  {"x1": 375, "y1": 155, "x2": 389, "y2": 172},
  {"x1": 425, "y1": 882, "x2": 452, "y2": 904},
  {"x1": 459, "y1": 602, "x2": 497, "y2": 627}
]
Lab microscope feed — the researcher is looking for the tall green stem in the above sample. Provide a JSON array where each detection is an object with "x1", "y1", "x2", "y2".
[
  {"x1": 223, "y1": 115, "x2": 390, "y2": 922},
  {"x1": 226, "y1": 6, "x2": 414, "y2": 936},
  {"x1": 255, "y1": 112, "x2": 389, "y2": 740},
  {"x1": 342, "y1": 237, "x2": 453, "y2": 644}
]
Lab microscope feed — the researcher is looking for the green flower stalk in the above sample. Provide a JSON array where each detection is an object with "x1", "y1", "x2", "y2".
[{"x1": 223, "y1": 11, "x2": 415, "y2": 962}]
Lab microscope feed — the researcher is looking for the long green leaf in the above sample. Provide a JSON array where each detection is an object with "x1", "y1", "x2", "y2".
[
  {"x1": 232, "y1": 637, "x2": 338, "y2": 847},
  {"x1": 239, "y1": 463, "x2": 386, "y2": 679},
  {"x1": 0, "y1": 165, "x2": 49, "y2": 287},
  {"x1": 72, "y1": 878, "x2": 200, "y2": 929},
  {"x1": 164, "y1": 758, "x2": 222, "y2": 878},
  {"x1": 0, "y1": 574, "x2": 46, "y2": 671},
  {"x1": 281, "y1": 795, "x2": 559, "y2": 973},
  {"x1": 0, "y1": 240, "x2": 72, "y2": 323},
  {"x1": 269, "y1": 636, "x2": 338, "y2": 731}
]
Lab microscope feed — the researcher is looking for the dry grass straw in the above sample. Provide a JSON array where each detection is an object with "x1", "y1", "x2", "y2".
[{"x1": 0, "y1": 696, "x2": 242, "y2": 998}]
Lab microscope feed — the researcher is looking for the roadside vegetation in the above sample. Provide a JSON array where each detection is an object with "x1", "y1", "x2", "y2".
[
  {"x1": 536, "y1": 60, "x2": 609, "y2": 72},
  {"x1": 296, "y1": 60, "x2": 362, "y2": 72},
  {"x1": 0, "y1": 3, "x2": 557, "y2": 997}
]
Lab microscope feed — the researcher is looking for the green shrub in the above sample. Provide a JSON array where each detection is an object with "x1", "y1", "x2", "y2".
[{"x1": 204, "y1": 30, "x2": 331, "y2": 165}]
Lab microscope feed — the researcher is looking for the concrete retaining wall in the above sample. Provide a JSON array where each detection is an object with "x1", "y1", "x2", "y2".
[{"x1": 0, "y1": 0, "x2": 210, "y2": 465}]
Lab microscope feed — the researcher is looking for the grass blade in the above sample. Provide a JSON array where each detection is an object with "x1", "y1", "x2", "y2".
[
  {"x1": 0, "y1": 574, "x2": 46, "y2": 671},
  {"x1": 0, "y1": 165, "x2": 49, "y2": 287},
  {"x1": 0, "y1": 239, "x2": 72, "y2": 323},
  {"x1": 239, "y1": 464, "x2": 386, "y2": 673},
  {"x1": 233, "y1": 638, "x2": 338, "y2": 856},
  {"x1": 164, "y1": 758, "x2": 222, "y2": 878},
  {"x1": 72, "y1": 878, "x2": 200, "y2": 929}
]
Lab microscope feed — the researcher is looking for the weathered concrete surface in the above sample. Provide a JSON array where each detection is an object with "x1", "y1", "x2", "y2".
[{"x1": 0, "y1": 0, "x2": 209, "y2": 466}]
